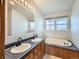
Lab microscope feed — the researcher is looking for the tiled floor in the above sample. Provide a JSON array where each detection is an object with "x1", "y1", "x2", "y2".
[{"x1": 42, "y1": 54, "x2": 63, "y2": 59}]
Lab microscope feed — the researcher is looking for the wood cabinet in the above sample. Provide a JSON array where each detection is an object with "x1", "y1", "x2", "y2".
[
  {"x1": 24, "y1": 50, "x2": 34, "y2": 59},
  {"x1": 46, "y1": 45, "x2": 79, "y2": 59},
  {"x1": 0, "y1": 0, "x2": 5, "y2": 59},
  {"x1": 24, "y1": 42, "x2": 45, "y2": 59}
]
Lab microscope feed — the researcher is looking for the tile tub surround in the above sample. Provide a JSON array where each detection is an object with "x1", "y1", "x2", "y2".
[{"x1": 5, "y1": 39, "x2": 45, "y2": 59}]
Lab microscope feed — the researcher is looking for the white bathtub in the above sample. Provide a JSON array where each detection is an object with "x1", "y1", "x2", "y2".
[{"x1": 45, "y1": 38, "x2": 72, "y2": 47}]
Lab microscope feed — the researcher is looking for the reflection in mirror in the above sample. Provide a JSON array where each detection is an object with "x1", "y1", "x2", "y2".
[
  {"x1": 28, "y1": 20, "x2": 35, "y2": 32},
  {"x1": 7, "y1": 0, "x2": 35, "y2": 37}
]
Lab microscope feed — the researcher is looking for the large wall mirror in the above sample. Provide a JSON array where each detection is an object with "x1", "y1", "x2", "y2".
[{"x1": 7, "y1": 0, "x2": 35, "y2": 37}]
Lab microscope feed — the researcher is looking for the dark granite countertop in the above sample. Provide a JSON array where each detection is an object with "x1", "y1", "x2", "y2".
[
  {"x1": 45, "y1": 42, "x2": 79, "y2": 52},
  {"x1": 5, "y1": 39, "x2": 44, "y2": 59}
]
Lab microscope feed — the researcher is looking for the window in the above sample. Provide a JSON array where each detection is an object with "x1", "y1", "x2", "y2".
[
  {"x1": 28, "y1": 20, "x2": 35, "y2": 32},
  {"x1": 45, "y1": 19, "x2": 55, "y2": 30},
  {"x1": 45, "y1": 17, "x2": 68, "y2": 31},
  {"x1": 56, "y1": 18, "x2": 67, "y2": 31}
]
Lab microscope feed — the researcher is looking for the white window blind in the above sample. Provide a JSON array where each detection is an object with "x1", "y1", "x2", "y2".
[{"x1": 45, "y1": 17, "x2": 68, "y2": 31}]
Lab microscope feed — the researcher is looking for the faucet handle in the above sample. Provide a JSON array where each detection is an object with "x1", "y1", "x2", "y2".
[
  {"x1": 18, "y1": 37, "x2": 22, "y2": 44},
  {"x1": 18, "y1": 37, "x2": 22, "y2": 41},
  {"x1": 33, "y1": 34, "x2": 38, "y2": 37},
  {"x1": 18, "y1": 37, "x2": 22, "y2": 39}
]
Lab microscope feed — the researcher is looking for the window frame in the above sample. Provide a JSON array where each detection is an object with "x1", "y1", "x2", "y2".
[
  {"x1": 44, "y1": 16, "x2": 68, "y2": 31},
  {"x1": 28, "y1": 20, "x2": 35, "y2": 32},
  {"x1": 55, "y1": 18, "x2": 68, "y2": 31},
  {"x1": 45, "y1": 19, "x2": 55, "y2": 31}
]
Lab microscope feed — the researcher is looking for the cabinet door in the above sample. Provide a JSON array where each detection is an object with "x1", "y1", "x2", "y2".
[
  {"x1": 0, "y1": 0, "x2": 5, "y2": 59},
  {"x1": 41, "y1": 43, "x2": 45, "y2": 56},
  {"x1": 69, "y1": 50, "x2": 79, "y2": 59},
  {"x1": 25, "y1": 51, "x2": 34, "y2": 59},
  {"x1": 25, "y1": 42, "x2": 45, "y2": 59}
]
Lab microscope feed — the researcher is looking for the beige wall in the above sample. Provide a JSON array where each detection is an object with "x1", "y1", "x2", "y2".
[
  {"x1": 71, "y1": 0, "x2": 79, "y2": 49},
  {"x1": 43, "y1": 11, "x2": 70, "y2": 18}
]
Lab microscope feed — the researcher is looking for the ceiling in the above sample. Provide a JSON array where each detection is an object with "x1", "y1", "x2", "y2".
[{"x1": 33, "y1": 0, "x2": 74, "y2": 14}]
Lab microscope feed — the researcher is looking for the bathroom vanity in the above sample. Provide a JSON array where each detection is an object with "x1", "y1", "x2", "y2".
[{"x1": 5, "y1": 38, "x2": 45, "y2": 59}]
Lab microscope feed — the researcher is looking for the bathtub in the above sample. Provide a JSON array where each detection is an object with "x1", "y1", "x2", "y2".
[{"x1": 45, "y1": 38, "x2": 72, "y2": 47}]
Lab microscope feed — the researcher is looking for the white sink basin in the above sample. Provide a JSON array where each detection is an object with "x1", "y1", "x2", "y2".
[
  {"x1": 10, "y1": 43, "x2": 31, "y2": 53},
  {"x1": 31, "y1": 38, "x2": 42, "y2": 42}
]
